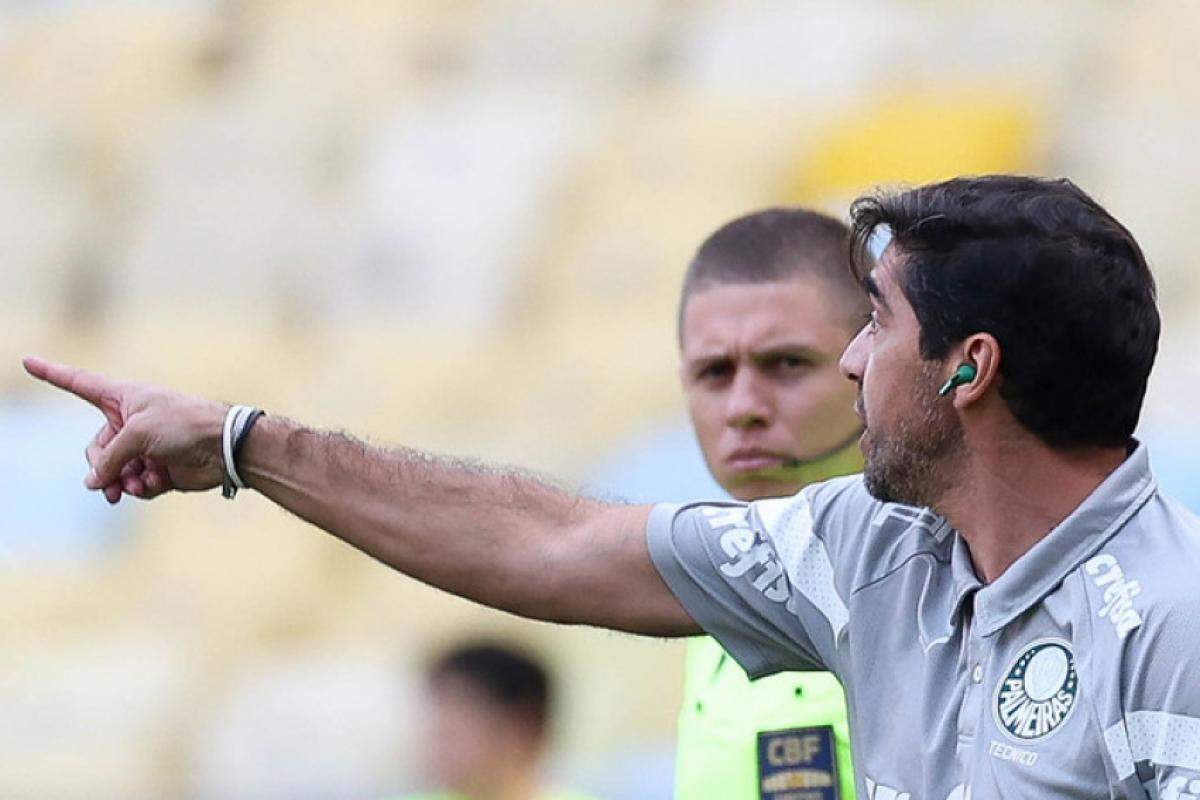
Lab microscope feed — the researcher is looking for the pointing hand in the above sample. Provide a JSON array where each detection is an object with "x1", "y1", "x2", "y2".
[{"x1": 22, "y1": 357, "x2": 228, "y2": 503}]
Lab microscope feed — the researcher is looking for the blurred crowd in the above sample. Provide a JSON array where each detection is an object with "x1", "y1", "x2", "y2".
[{"x1": 1, "y1": 1, "x2": 1198, "y2": 797}]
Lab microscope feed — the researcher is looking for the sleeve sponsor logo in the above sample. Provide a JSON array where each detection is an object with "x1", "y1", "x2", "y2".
[
  {"x1": 703, "y1": 506, "x2": 789, "y2": 603},
  {"x1": 1084, "y1": 554, "x2": 1143, "y2": 639},
  {"x1": 758, "y1": 726, "x2": 839, "y2": 800},
  {"x1": 993, "y1": 639, "x2": 1078, "y2": 742}
]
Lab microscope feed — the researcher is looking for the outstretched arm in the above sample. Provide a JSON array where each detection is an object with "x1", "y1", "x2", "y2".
[{"x1": 22, "y1": 357, "x2": 699, "y2": 637}]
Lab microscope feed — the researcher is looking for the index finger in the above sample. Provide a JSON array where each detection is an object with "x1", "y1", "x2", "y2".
[{"x1": 23, "y1": 356, "x2": 118, "y2": 409}]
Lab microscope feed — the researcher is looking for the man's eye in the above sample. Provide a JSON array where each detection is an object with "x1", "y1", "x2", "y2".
[
  {"x1": 698, "y1": 363, "x2": 732, "y2": 381},
  {"x1": 772, "y1": 356, "x2": 810, "y2": 372},
  {"x1": 863, "y1": 312, "x2": 880, "y2": 333}
]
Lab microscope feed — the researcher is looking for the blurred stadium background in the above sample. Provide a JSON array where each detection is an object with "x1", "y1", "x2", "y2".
[{"x1": 0, "y1": 1, "x2": 1198, "y2": 797}]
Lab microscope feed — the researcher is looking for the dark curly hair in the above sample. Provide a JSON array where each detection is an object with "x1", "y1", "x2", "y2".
[{"x1": 849, "y1": 175, "x2": 1159, "y2": 448}]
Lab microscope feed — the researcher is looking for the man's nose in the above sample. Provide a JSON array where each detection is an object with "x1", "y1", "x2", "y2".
[
  {"x1": 839, "y1": 327, "x2": 868, "y2": 385},
  {"x1": 725, "y1": 370, "x2": 771, "y2": 429}
]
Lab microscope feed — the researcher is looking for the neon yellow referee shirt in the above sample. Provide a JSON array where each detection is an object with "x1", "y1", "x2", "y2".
[
  {"x1": 674, "y1": 447, "x2": 861, "y2": 800},
  {"x1": 675, "y1": 637, "x2": 854, "y2": 800}
]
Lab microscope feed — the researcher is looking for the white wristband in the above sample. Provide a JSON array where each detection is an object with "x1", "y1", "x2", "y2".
[{"x1": 221, "y1": 405, "x2": 254, "y2": 498}]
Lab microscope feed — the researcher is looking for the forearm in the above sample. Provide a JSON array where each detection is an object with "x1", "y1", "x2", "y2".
[
  {"x1": 237, "y1": 417, "x2": 692, "y2": 634},
  {"x1": 19, "y1": 357, "x2": 697, "y2": 636}
]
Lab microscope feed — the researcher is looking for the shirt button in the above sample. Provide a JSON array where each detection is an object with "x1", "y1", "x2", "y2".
[{"x1": 972, "y1": 665, "x2": 983, "y2": 683}]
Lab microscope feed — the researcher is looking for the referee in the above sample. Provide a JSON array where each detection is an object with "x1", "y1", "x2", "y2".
[
  {"x1": 672, "y1": 208, "x2": 865, "y2": 800},
  {"x1": 26, "y1": 175, "x2": 1197, "y2": 798}
]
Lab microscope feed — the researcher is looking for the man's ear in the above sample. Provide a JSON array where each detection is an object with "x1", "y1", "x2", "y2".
[{"x1": 952, "y1": 333, "x2": 1000, "y2": 408}]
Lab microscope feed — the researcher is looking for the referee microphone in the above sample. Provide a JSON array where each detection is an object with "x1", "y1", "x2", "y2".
[{"x1": 778, "y1": 427, "x2": 865, "y2": 471}]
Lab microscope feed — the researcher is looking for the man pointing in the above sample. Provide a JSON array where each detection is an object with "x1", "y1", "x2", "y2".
[{"x1": 27, "y1": 175, "x2": 1200, "y2": 798}]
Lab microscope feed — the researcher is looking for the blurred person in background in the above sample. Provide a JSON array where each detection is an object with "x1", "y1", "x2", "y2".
[
  {"x1": 400, "y1": 642, "x2": 595, "y2": 800},
  {"x1": 673, "y1": 208, "x2": 866, "y2": 799}
]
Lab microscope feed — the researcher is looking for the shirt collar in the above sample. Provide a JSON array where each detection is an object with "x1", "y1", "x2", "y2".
[
  {"x1": 948, "y1": 533, "x2": 983, "y2": 627},
  {"x1": 968, "y1": 440, "x2": 1157, "y2": 637}
]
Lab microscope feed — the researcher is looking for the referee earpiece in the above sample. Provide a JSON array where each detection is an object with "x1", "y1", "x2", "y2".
[{"x1": 937, "y1": 363, "x2": 977, "y2": 397}]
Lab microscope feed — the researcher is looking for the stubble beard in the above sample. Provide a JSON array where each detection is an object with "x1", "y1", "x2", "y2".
[{"x1": 861, "y1": 363, "x2": 965, "y2": 508}]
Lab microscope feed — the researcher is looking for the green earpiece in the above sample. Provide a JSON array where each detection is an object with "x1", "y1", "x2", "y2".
[{"x1": 937, "y1": 363, "x2": 977, "y2": 397}]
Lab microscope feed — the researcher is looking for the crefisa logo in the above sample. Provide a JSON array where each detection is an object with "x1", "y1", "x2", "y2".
[{"x1": 993, "y1": 639, "x2": 1078, "y2": 741}]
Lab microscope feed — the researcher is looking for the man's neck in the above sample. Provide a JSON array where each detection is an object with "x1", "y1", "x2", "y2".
[{"x1": 936, "y1": 435, "x2": 1128, "y2": 584}]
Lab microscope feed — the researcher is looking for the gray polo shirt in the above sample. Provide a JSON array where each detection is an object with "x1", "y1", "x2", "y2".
[{"x1": 647, "y1": 443, "x2": 1200, "y2": 799}]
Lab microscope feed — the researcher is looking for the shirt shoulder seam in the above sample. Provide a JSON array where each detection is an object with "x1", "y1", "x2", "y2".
[{"x1": 849, "y1": 547, "x2": 949, "y2": 598}]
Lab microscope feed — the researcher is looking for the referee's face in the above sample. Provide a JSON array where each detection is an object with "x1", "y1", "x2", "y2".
[{"x1": 680, "y1": 277, "x2": 862, "y2": 501}]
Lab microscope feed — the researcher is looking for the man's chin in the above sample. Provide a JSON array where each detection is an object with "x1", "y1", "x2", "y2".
[
  {"x1": 861, "y1": 435, "x2": 916, "y2": 505},
  {"x1": 862, "y1": 449, "x2": 950, "y2": 509},
  {"x1": 727, "y1": 474, "x2": 803, "y2": 502},
  {"x1": 862, "y1": 466, "x2": 903, "y2": 504}
]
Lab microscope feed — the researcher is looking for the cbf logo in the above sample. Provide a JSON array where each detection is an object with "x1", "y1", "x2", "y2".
[
  {"x1": 758, "y1": 726, "x2": 840, "y2": 800},
  {"x1": 994, "y1": 639, "x2": 1078, "y2": 741}
]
